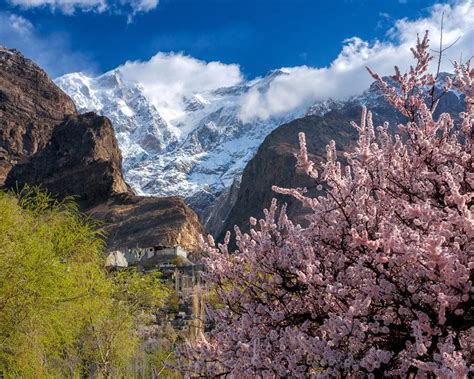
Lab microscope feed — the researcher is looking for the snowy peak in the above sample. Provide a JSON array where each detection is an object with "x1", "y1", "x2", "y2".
[
  {"x1": 56, "y1": 69, "x2": 302, "y2": 207},
  {"x1": 56, "y1": 69, "x2": 178, "y2": 160},
  {"x1": 306, "y1": 99, "x2": 345, "y2": 116},
  {"x1": 96, "y1": 69, "x2": 124, "y2": 88}
]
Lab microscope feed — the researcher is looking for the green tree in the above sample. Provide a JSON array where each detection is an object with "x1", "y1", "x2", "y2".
[
  {"x1": 0, "y1": 187, "x2": 172, "y2": 378},
  {"x1": 111, "y1": 269, "x2": 169, "y2": 315}
]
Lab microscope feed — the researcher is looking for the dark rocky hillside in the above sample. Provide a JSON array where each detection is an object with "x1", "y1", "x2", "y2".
[
  {"x1": 0, "y1": 47, "x2": 77, "y2": 184},
  {"x1": 6, "y1": 112, "x2": 132, "y2": 206},
  {"x1": 219, "y1": 110, "x2": 358, "y2": 240}
]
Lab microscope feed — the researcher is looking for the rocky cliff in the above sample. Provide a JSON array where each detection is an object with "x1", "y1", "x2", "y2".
[
  {"x1": 0, "y1": 47, "x2": 77, "y2": 184},
  {"x1": 199, "y1": 177, "x2": 241, "y2": 236},
  {"x1": 88, "y1": 194, "x2": 202, "y2": 251},
  {"x1": 1, "y1": 48, "x2": 203, "y2": 251},
  {"x1": 6, "y1": 112, "x2": 132, "y2": 206}
]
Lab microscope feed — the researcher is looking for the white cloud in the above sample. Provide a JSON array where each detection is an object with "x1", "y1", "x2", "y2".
[
  {"x1": 0, "y1": 12, "x2": 97, "y2": 76},
  {"x1": 8, "y1": 0, "x2": 159, "y2": 14},
  {"x1": 9, "y1": 0, "x2": 107, "y2": 14},
  {"x1": 125, "y1": 0, "x2": 159, "y2": 12},
  {"x1": 8, "y1": 14, "x2": 34, "y2": 34},
  {"x1": 4, "y1": 0, "x2": 471, "y2": 125},
  {"x1": 238, "y1": 0, "x2": 474, "y2": 122},
  {"x1": 118, "y1": 52, "x2": 243, "y2": 121}
]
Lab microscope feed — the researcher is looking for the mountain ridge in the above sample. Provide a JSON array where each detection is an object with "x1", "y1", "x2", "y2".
[{"x1": 56, "y1": 69, "x2": 307, "y2": 216}]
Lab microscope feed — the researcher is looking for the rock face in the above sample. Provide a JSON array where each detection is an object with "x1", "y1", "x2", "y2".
[
  {"x1": 1, "y1": 47, "x2": 203, "y2": 251},
  {"x1": 88, "y1": 194, "x2": 203, "y2": 252},
  {"x1": 199, "y1": 178, "x2": 241, "y2": 236},
  {"x1": 219, "y1": 110, "x2": 358, "y2": 239},
  {"x1": 0, "y1": 47, "x2": 77, "y2": 184},
  {"x1": 6, "y1": 112, "x2": 132, "y2": 206}
]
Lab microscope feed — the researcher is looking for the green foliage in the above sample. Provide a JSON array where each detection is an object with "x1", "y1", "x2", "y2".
[
  {"x1": 111, "y1": 268, "x2": 169, "y2": 315},
  {"x1": 147, "y1": 349, "x2": 181, "y2": 379},
  {"x1": 0, "y1": 188, "x2": 173, "y2": 378},
  {"x1": 166, "y1": 290, "x2": 181, "y2": 314}
]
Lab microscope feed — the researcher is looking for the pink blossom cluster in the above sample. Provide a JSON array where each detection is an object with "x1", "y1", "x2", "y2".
[{"x1": 182, "y1": 34, "x2": 473, "y2": 378}]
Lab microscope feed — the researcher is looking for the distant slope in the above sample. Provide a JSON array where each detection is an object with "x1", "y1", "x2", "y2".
[{"x1": 219, "y1": 111, "x2": 358, "y2": 240}]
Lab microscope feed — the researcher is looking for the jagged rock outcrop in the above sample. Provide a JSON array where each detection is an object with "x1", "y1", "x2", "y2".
[
  {"x1": 0, "y1": 47, "x2": 77, "y2": 184},
  {"x1": 1, "y1": 47, "x2": 203, "y2": 251}
]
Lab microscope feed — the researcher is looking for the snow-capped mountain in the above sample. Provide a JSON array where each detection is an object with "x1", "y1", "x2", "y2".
[
  {"x1": 56, "y1": 69, "x2": 305, "y2": 212},
  {"x1": 56, "y1": 68, "x2": 463, "y2": 221},
  {"x1": 306, "y1": 73, "x2": 464, "y2": 118}
]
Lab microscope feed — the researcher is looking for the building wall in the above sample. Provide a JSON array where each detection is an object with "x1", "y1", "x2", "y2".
[{"x1": 118, "y1": 245, "x2": 188, "y2": 266}]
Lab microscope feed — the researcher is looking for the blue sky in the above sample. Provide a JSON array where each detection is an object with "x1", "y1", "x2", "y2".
[
  {"x1": 0, "y1": 0, "x2": 462, "y2": 78},
  {"x1": 0, "y1": 0, "x2": 472, "y2": 121}
]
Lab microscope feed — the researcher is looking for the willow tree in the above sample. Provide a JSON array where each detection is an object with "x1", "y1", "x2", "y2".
[{"x1": 0, "y1": 187, "x2": 169, "y2": 377}]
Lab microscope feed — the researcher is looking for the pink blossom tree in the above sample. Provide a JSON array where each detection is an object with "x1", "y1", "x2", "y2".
[{"x1": 183, "y1": 32, "x2": 473, "y2": 378}]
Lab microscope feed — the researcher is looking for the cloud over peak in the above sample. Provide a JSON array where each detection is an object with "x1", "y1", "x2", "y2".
[{"x1": 117, "y1": 52, "x2": 243, "y2": 122}]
